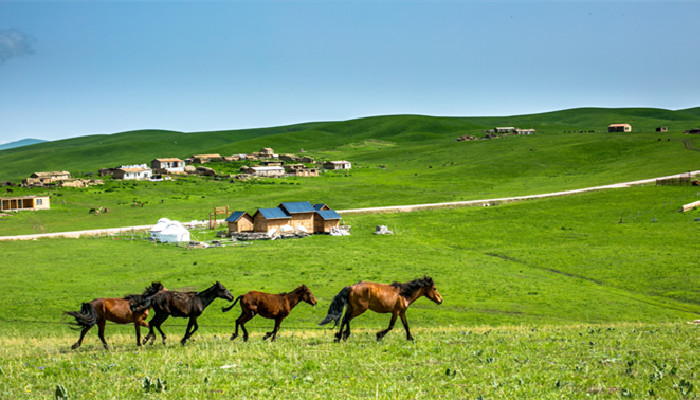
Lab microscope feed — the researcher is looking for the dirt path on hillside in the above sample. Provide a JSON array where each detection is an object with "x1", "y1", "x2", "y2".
[{"x1": 1, "y1": 170, "x2": 697, "y2": 241}]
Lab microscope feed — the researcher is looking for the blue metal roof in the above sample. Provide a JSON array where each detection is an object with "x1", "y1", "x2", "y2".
[
  {"x1": 256, "y1": 207, "x2": 291, "y2": 220},
  {"x1": 225, "y1": 211, "x2": 248, "y2": 222},
  {"x1": 316, "y1": 210, "x2": 342, "y2": 220},
  {"x1": 313, "y1": 203, "x2": 327, "y2": 211},
  {"x1": 279, "y1": 201, "x2": 315, "y2": 214}
]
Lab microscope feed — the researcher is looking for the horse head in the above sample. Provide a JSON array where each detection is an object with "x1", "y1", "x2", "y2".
[
  {"x1": 422, "y1": 276, "x2": 443, "y2": 305},
  {"x1": 214, "y1": 281, "x2": 234, "y2": 302},
  {"x1": 299, "y1": 285, "x2": 317, "y2": 307}
]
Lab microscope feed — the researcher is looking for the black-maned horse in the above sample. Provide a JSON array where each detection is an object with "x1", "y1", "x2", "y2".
[
  {"x1": 319, "y1": 276, "x2": 442, "y2": 342},
  {"x1": 132, "y1": 281, "x2": 233, "y2": 346},
  {"x1": 64, "y1": 282, "x2": 165, "y2": 349}
]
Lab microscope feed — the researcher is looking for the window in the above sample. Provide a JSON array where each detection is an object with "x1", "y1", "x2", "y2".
[{"x1": 36, "y1": 199, "x2": 43, "y2": 205}]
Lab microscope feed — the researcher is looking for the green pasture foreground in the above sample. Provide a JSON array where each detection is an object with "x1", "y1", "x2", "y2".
[{"x1": 0, "y1": 324, "x2": 697, "y2": 399}]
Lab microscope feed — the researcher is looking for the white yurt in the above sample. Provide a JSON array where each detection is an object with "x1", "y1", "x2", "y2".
[
  {"x1": 160, "y1": 220, "x2": 190, "y2": 243},
  {"x1": 149, "y1": 218, "x2": 171, "y2": 241}
]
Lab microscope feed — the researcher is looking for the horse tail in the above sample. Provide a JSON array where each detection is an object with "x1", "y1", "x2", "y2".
[
  {"x1": 318, "y1": 286, "x2": 351, "y2": 327},
  {"x1": 222, "y1": 295, "x2": 242, "y2": 312},
  {"x1": 64, "y1": 303, "x2": 98, "y2": 330}
]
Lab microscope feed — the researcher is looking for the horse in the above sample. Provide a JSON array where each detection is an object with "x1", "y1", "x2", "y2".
[
  {"x1": 133, "y1": 281, "x2": 233, "y2": 346},
  {"x1": 222, "y1": 285, "x2": 316, "y2": 342},
  {"x1": 64, "y1": 282, "x2": 165, "y2": 349},
  {"x1": 319, "y1": 276, "x2": 442, "y2": 342}
]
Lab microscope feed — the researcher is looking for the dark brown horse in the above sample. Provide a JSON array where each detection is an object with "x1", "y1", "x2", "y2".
[
  {"x1": 64, "y1": 282, "x2": 165, "y2": 349},
  {"x1": 222, "y1": 285, "x2": 316, "y2": 342},
  {"x1": 319, "y1": 276, "x2": 442, "y2": 342},
  {"x1": 133, "y1": 281, "x2": 233, "y2": 346}
]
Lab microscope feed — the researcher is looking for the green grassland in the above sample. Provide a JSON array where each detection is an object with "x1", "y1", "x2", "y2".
[
  {"x1": 1, "y1": 186, "x2": 698, "y2": 398},
  {"x1": 0, "y1": 108, "x2": 698, "y2": 398}
]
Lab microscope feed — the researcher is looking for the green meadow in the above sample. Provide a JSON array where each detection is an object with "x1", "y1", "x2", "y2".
[{"x1": 0, "y1": 108, "x2": 698, "y2": 398}]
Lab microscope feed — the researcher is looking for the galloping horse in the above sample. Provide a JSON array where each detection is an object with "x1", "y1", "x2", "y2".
[
  {"x1": 64, "y1": 282, "x2": 165, "y2": 349},
  {"x1": 222, "y1": 285, "x2": 316, "y2": 342},
  {"x1": 319, "y1": 276, "x2": 442, "y2": 342},
  {"x1": 133, "y1": 281, "x2": 233, "y2": 346}
]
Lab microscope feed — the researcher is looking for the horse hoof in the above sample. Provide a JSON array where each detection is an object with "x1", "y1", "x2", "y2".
[
  {"x1": 230, "y1": 334, "x2": 237, "y2": 341},
  {"x1": 71, "y1": 344, "x2": 79, "y2": 350}
]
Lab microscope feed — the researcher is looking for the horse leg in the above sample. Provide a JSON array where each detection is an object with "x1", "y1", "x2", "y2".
[
  {"x1": 134, "y1": 324, "x2": 141, "y2": 347},
  {"x1": 234, "y1": 311, "x2": 254, "y2": 342},
  {"x1": 334, "y1": 306, "x2": 351, "y2": 342},
  {"x1": 264, "y1": 318, "x2": 283, "y2": 342},
  {"x1": 147, "y1": 312, "x2": 168, "y2": 346},
  {"x1": 399, "y1": 311, "x2": 413, "y2": 341},
  {"x1": 71, "y1": 326, "x2": 91, "y2": 349},
  {"x1": 181, "y1": 316, "x2": 197, "y2": 345},
  {"x1": 97, "y1": 319, "x2": 109, "y2": 350},
  {"x1": 377, "y1": 313, "x2": 398, "y2": 342}
]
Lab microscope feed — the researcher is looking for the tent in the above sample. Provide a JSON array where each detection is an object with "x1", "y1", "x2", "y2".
[
  {"x1": 160, "y1": 221, "x2": 190, "y2": 243},
  {"x1": 149, "y1": 218, "x2": 171, "y2": 241},
  {"x1": 150, "y1": 218, "x2": 190, "y2": 243}
]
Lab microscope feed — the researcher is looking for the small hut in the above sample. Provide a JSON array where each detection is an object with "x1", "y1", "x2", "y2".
[
  {"x1": 314, "y1": 209, "x2": 342, "y2": 233},
  {"x1": 226, "y1": 211, "x2": 254, "y2": 234}
]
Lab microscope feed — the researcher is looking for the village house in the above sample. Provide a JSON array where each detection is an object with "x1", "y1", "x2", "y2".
[
  {"x1": 246, "y1": 166, "x2": 286, "y2": 178},
  {"x1": 112, "y1": 164, "x2": 153, "y2": 180},
  {"x1": 515, "y1": 128, "x2": 536, "y2": 135},
  {"x1": 323, "y1": 160, "x2": 352, "y2": 170},
  {"x1": 279, "y1": 201, "x2": 316, "y2": 233},
  {"x1": 22, "y1": 171, "x2": 71, "y2": 186},
  {"x1": 255, "y1": 147, "x2": 277, "y2": 159},
  {"x1": 494, "y1": 127, "x2": 515, "y2": 133},
  {"x1": 189, "y1": 154, "x2": 222, "y2": 164},
  {"x1": 150, "y1": 158, "x2": 185, "y2": 174},
  {"x1": 608, "y1": 123, "x2": 632, "y2": 132},
  {"x1": 225, "y1": 211, "x2": 254, "y2": 233},
  {"x1": 0, "y1": 195, "x2": 50, "y2": 211},
  {"x1": 253, "y1": 207, "x2": 292, "y2": 233},
  {"x1": 285, "y1": 164, "x2": 320, "y2": 177},
  {"x1": 656, "y1": 127, "x2": 668, "y2": 132}
]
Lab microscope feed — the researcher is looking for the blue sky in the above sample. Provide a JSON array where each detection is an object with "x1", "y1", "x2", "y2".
[{"x1": 1, "y1": 1, "x2": 699, "y2": 144}]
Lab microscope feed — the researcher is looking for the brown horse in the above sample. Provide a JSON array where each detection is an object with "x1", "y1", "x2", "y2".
[
  {"x1": 222, "y1": 285, "x2": 316, "y2": 342},
  {"x1": 133, "y1": 281, "x2": 233, "y2": 346},
  {"x1": 64, "y1": 282, "x2": 165, "y2": 349},
  {"x1": 319, "y1": 276, "x2": 442, "y2": 342}
]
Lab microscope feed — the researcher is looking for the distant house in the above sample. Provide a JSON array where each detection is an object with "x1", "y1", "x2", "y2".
[
  {"x1": 285, "y1": 164, "x2": 320, "y2": 177},
  {"x1": 684, "y1": 128, "x2": 700, "y2": 134},
  {"x1": 253, "y1": 207, "x2": 292, "y2": 233},
  {"x1": 656, "y1": 127, "x2": 668, "y2": 132},
  {"x1": 257, "y1": 147, "x2": 276, "y2": 159},
  {"x1": 226, "y1": 211, "x2": 254, "y2": 233},
  {"x1": 248, "y1": 166, "x2": 286, "y2": 178},
  {"x1": 23, "y1": 171, "x2": 71, "y2": 186},
  {"x1": 191, "y1": 154, "x2": 222, "y2": 164},
  {"x1": 314, "y1": 209, "x2": 342, "y2": 233},
  {"x1": 494, "y1": 127, "x2": 515, "y2": 133},
  {"x1": 151, "y1": 158, "x2": 185, "y2": 174},
  {"x1": 279, "y1": 201, "x2": 316, "y2": 233},
  {"x1": 515, "y1": 128, "x2": 536, "y2": 135},
  {"x1": 112, "y1": 164, "x2": 152, "y2": 180},
  {"x1": 323, "y1": 161, "x2": 352, "y2": 170},
  {"x1": 608, "y1": 124, "x2": 632, "y2": 132},
  {"x1": 0, "y1": 195, "x2": 50, "y2": 211}
]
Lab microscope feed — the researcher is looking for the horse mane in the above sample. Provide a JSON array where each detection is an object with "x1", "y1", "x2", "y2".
[
  {"x1": 124, "y1": 282, "x2": 163, "y2": 302},
  {"x1": 391, "y1": 276, "x2": 434, "y2": 298}
]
